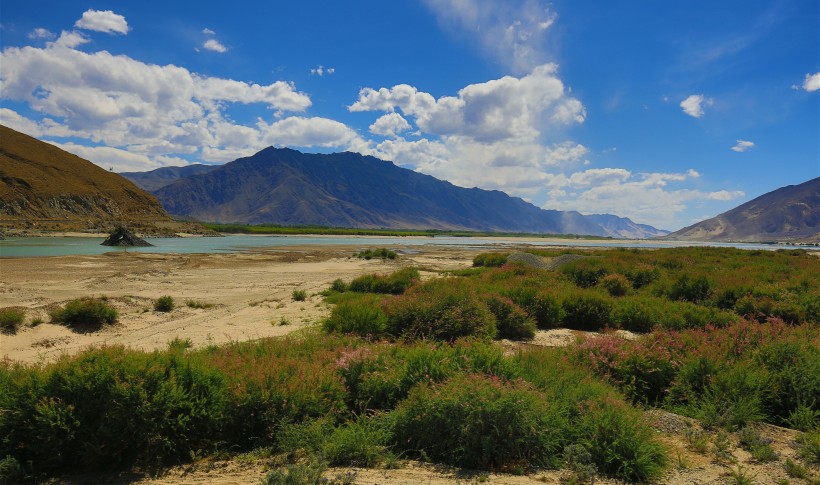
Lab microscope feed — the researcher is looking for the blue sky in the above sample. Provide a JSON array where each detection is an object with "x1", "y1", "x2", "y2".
[{"x1": 1, "y1": 0, "x2": 817, "y2": 230}]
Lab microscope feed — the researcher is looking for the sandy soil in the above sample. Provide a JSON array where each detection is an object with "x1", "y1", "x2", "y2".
[{"x1": 0, "y1": 244, "x2": 485, "y2": 363}]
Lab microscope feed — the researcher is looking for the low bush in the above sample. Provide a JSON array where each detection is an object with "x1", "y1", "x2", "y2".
[
  {"x1": 49, "y1": 297, "x2": 118, "y2": 328},
  {"x1": 384, "y1": 279, "x2": 496, "y2": 341},
  {"x1": 562, "y1": 292, "x2": 613, "y2": 331},
  {"x1": 611, "y1": 297, "x2": 660, "y2": 332},
  {"x1": 354, "y1": 248, "x2": 397, "y2": 260},
  {"x1": 0, "y1": 308, "x2": 25, "y2": 332},
  {"x1": 485, "y1": 296, "x2": 536, "y2": 340},
  {"x1": 349, "y1": 267, "x2": 419, "y2": 295},
  {"x1": 668, "y1": 274, "x2": 712, "y2": 303},
  {"x1": 292, "y1": 290, "x2": 307, "y2": 302},
  {"x1": 562, "y1": 262, "x2": 608, "y2": 288},
  {"x1": 502, "y1": 287, "x2": 562, "y2": 329},
  {"x1": 323, "y1": 300, "x2": 388, "y2": 337},
  {"x1": 600, "y1": 273, "x2": 631, "y2": 297},
  {"x1": 185, "y1": 300, "x2": 214, "y2": 309},
  {"x1": 154, "y1": 295, "x2": 174, "y2": 312},
  {"x1": 473, "y1": 252, "x2": 509, "y2": 267},
  {"x1": 330, "y1": 278, "x2": 349, "y2": 292},
  {"x1": 390, "y1": 374, "x2": 561, "y2": 469}
]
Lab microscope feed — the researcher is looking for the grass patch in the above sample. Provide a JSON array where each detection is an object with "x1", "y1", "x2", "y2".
[
  {"x1": 292, "y1": 289, "x2": 307, "y2": 302},
  {"x1": 0, "y1": 308, "x2": 25, "y2": 332},
  {"x1": 185, "y1": 300, "x2": 215, "y2": 309}
]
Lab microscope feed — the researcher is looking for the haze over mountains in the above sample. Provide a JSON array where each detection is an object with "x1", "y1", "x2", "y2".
[
  {"x1": 665, "y1": 177, "x2": 820, "y2": 243},
  {"x1": 128, "y1": 147, "x2": 669, "y2": 238},
  {"x1": 0, "y1": 125, "x2": 171, "y2": 232}
]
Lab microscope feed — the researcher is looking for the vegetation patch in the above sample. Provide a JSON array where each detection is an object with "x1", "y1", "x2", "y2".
[
  {"x1": 153, "y1": 295, "x2": 174, "y2": 312},
  {"x1": 354, "y1": 248, "x2": 397, "y2": 260},
  {"x1": 49, "y1": 297, "x2": 118, "y2": 329},
  {"x1": 0, "y1": 308, "x2": 25, "y2": 333}
]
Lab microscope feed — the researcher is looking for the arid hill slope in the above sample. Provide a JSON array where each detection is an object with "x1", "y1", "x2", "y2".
[
  {"x1": 0, "y1": 125, "x2": 171, "y2": 232},
  {"x1": 665, "y1": 177, "x2": 819, "y2": 242}
]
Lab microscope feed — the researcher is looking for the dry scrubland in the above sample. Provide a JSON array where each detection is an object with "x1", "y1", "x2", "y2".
[{"x1": 1, "y1": 244, "x2": 819, "y2": 484}]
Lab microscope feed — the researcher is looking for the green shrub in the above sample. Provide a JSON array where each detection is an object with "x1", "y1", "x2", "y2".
[
  {"x1": 323, "y1": 300, "x2": 388, "y2": 337},
  {"x1": 600, "y1": 273, "x2": 631, "y2": 297},
  {"x1": 354, "y1": 248, "x2": 397, "y2": 260},
  {"x1": 611, "y1": 297, "x2": 659, "y2": 332},
  {"x1": 668, "y1": 274, "x2": 712, "y2": 303},
  {"x1": 154, "y1": 295, "x2": 174, "y2": 312},
  {"x1": 473, "y1": 252, "x2": 509, "y2": 267},
  {"x1": 562, "y1": 263, "x2": 608, "y2": 288},
  {"x1": 292, "y1": 290, "x2": 307, "y2": 302},
  {"x1": 390, "y1": 374, "x2": 562, "y2": 469},
  {"x1": 384, "y1": 279, "x2": 496, "y2": 341},
  {"x1": 349, "y1": 268, "x2": 419, "y2": 295},
  {"x1": 261, "y1": 459, "x2": 330, "y2": 485},
  {"x1": 485, "y1": 296, "x2": 536, "y2": 340},
  {"x1": 320, "y1": 418, "x2": 392, "y2": 467},
  {"x1": 502, "y1": 287, "x2": 562, "y2": 329},
  {"x1": 737, "y1": 427, "x2": 778, "y2": 462},
  {"x1": 330, "y1": 279, "x2": 349, "y2": 292},
  {"x1": 0, "y1": 308, "x2": 25, "y2": 332},
  {"x1": 50, "y1": 298, "x2": 118, "y2": 328},
  {"x1": 575, "y1": 398, "x2": 668, "y2": 481},
  {"x1": 562, "y1": 293, "x2": 613, "y2": 331},
  {"x1": 624, "y1": 264, "x2": 659, "y2": 289}
]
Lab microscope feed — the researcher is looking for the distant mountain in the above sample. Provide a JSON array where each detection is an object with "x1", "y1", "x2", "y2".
[
  {"x1": 665, "y1": 177, "x2": 819, "y2": 242},
  {"x1": 585, "y1": 214, "x2": 669, "y2": 239},
  {"x1": 151, "y1": 147, "x2": 663, "y2": 238},
  {"x1": 121, "y1": 164, "x2": 218, "y2": 192},
  {"x1": 0, "y1": 125, "x2": 172, "y2": 232}
]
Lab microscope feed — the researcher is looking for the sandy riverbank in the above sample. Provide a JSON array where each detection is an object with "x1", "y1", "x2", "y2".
[{"x1": 0, "y1": 244, "x2": 485, "y2": 363}]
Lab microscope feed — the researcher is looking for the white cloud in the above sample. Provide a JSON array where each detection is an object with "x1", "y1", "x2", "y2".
[
  {"x1": 423, "y1": 0, "x2": 557, "y2": 74},
  {"x1": 27, "y1": 28, "x2": 55, "y2": 40},
  {"x1": 731, "y1": 139, "x2": 755, "y2": 152},
  {"x1": 203, "y1": 39, "x2": 227, "y2": 53},
  {"x1": 0, "y1": 39, "x2": 323, "y2": 165},
  {"x1": 802, "y1": 73, "x2": 820, "y2": 92},
  {"x1": 310, "y1": 65, "x2": 335, "y2": 76},
  {"x1": 350, "y1": 63, "x2": 584, "y2": 143},
  {"x1": 369, "y1": 113, "x2": 412, "y2": 137},
  {"x1": 680, "y1": 94, "x2": 713, "y2": 118},
  {"x1": 74, "y1": 9, "x2": 130, "y2": 35},
  {"x1": 542, "y1": 168, "x2": 744, "y2": 228},
  {"x1": 258, "y1": 116, "x2": 364, "y2": 149},
  {"x1": 202, "y1": 28, "x2": 216, "y2": 35},
  {"x1": 53, "y1": 30, "x2": 89, "y2": 48}
]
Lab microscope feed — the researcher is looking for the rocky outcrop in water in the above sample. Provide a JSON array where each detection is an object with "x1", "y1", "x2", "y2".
[{"x1": 101, "y1": 226, "x2": 153, "y2": 247}]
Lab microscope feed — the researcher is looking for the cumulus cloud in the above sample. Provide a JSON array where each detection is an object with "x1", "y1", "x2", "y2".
[
  {"x1": 27, "y1": 28, "x2": 55, "y2": 40},
  {"x1": 542, "y1": 168, "x2": 744, "y2": 228},
  {"x1": 310, "y1": 65, "x2": 335, "y2": 76},
  {"x1": 74, "y1": 9, "x2": 130, "y2": 35},
  {"x1": 731, "y1": 140, "x2": 755, "y2": 152},
  {"x1": 351, "y1": 63, "x2": 584, "y2": 143},
  {"x1": 680, "y1": 94, "x2": 713, "y2": 118},
  {"x1": 369, "y1": 113, "x2": 412, "y2": 137},
  {"x1": 423, "y1": 0, "x2": 557, "y2": 73},
  {"x1": 801, "y1": 73, "x2": 820, "y2": 92},
  {"x1": 202, "y1": 28, "x2": 216, "y2": 35},
  {"x1": 0, "y1": 36, "x2": 342, "y2": 166},
  {"x1": 203, "y1": 39, "x2": 228, "y2": 53}
]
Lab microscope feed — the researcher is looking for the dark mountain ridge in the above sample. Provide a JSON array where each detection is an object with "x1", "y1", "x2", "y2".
[{"x1": 152, "y1": 147, "x2": 667, "y2": 238}]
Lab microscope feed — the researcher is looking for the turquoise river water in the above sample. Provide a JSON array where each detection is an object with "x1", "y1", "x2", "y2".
[{"x1": 0, "y1": 235, "x2": 811, "y2": 258}]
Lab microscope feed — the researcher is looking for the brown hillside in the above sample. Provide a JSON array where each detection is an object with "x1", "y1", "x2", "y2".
[{"x1": 0, "y1": 125, "x2": 172, "y2": 233}]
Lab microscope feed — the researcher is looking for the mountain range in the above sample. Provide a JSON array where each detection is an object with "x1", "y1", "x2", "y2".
[
  {"x1": 665, "y1": 177, "x2": 819, "y2": 243},
  {"x1": 126, "y1": 147, "x2": 669, "y2": 238},
  {"x1": 0, "y1": 125, "x2": 171, "y2": 233}
]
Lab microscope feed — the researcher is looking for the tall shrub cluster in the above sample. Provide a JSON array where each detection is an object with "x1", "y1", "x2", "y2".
[{"x1": 0, "y1": 334, "x2": 668, "y2": 483}]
